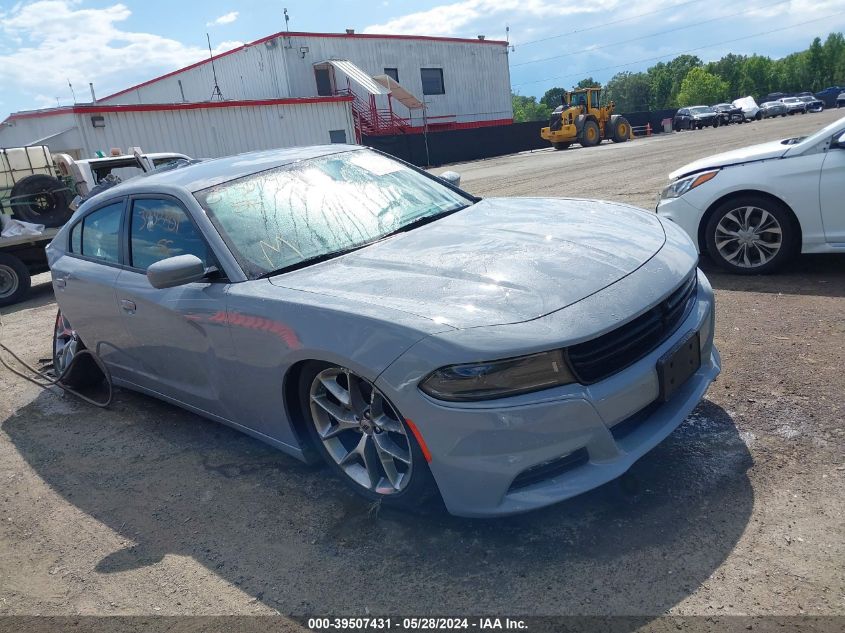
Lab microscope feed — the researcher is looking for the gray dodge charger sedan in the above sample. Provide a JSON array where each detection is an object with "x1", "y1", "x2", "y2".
[{"x1": 46, "y1": 146, "x2": 720, "y2": 517}]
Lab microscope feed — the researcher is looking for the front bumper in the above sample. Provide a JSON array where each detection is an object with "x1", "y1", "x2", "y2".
[
  {"x1": 655, "y1": 195, "x2": 707, "y2": 253},
  {"x1": 382, "y1": 270, "x2": 720, "y2": 517}
]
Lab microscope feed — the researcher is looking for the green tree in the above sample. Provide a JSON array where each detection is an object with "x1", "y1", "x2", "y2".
[
  {"x1": 540, "y1": 87, "x2": 567, "y2": 109},
  {"x1": 512, "y1": 92, "x2": 551, "y2": 122},
  {"x1": 573, "y1": 77, "x2": 600, "y2": 90},
  {"x1": 739, "y1": 55, "x2": 774, "y2": 97},
  {"x1": 807, "y1": 37, "x2": 825, "y2": 91},
  {"x1": 604, "y1": 71, "x2": 652, "y2": 112},
  {"x1": 821, "y1": 32, "x2": 845, "y2": 86},
  {"x1": 706, "y1": 53, "x2": 747, "y2": 98},
  {"x1": 676, "y1": 67, "x2": 729, "y2": 106}
]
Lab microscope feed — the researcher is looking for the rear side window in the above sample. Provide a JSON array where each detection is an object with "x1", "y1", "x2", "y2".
[
  {"x1": 78, "y1": 202, "x2": 123, "y2": 263},
  {"x1": 69, "y1": 221, "x2": 82, "y2": 253},
  {"x1": 129, "y1": 198, "x2": 210, "y2": 270}
]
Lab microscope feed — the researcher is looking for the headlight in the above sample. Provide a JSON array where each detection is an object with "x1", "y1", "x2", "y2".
[
  {"x1": 419, "y1": 349, "x2": 576, "y2": 402},
  {"x1": 660, "y1": 169, "x2": 719, "y2": 200}
]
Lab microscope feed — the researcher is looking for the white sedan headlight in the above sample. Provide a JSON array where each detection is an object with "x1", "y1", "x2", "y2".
[{"x1": 660, "y1": 169, "x2": 719, "y2": 200}]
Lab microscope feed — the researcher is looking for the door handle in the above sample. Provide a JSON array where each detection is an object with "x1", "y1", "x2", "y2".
[
  {"x1": 54, "y1": 278, "x2": 66, "y2": 288},
  {"x1": 120, "y1": 299, "x2": 136, "y2": 312}
]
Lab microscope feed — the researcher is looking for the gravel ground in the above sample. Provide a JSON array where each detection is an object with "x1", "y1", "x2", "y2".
[{"x1": 0, "y1": 110, "x2": 843, "y2": 625}]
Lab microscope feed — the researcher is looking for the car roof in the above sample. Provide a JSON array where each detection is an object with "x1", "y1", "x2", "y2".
[{"x1": 100, "y1": 144, "x2": 363, "y2": 195}]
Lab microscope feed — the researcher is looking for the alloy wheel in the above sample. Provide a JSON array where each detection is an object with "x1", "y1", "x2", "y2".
[
  {"x1": 714, "y1": 206, "x2": 783, "y2": 268},
  {"x1": 309, "y1": 367, "x2": 412, "y2": 495},
  {"x1": 53, "y1": 312, "x2": 79, "y2": 376}
]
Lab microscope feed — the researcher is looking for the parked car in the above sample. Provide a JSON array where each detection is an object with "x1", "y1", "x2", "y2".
[
  {"x1": 712, "y1": 103, "x2": 745, "y2": 124},
  {"x1": 656, "y1": 115, "x2": 845, "y2": 274},
  {"x1": 779, "y1": 97, "x2": 807, "y2": 114},
  {"x1": 760, "y1": 101, "x2": 788, "y2": 117},
  {"x1": 814, "y1": 86, "x2": 845, "y2": 108},
  {"x1": 797, "y1": 95, "x2": 824, "y2": 112},
  {"x1": 46, "y1": 145, "x2": 720, "y2": 517},
  {"x1": 732, "y1": 96, "x2": 762, "y2": 121},
  {"x1": 838, "y1": 92, "x2": 845, "y2": 108},
  {"x1": 761, "y1": 92, "x2": 789, "y2": 103},
  {"x1": 674, "y1": 106, "x2": 720, "y2": 130}
]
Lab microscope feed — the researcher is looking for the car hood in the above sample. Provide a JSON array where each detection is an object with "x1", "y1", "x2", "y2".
[
  {"x1": 670, "y1": 139, "x2": 790, "y2": 179},
  {"x1": 269, "y1": 198, "x2": 666, "y2": 330}
]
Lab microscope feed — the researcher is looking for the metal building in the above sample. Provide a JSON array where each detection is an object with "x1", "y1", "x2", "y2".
[
  {"x1": 1, "y1": 30, "x2": 512, "y2": 159},
  {"x1": 0, "y1": 97, "x2": 354, "y2": 160},
  {"x1": 98, "y1": 30, "x2": 513, "y2": 133}
]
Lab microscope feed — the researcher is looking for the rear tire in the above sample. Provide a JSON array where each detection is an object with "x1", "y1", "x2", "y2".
[
  {"x1": 579, "y1": 120, "x2": 601, "y2": 147},
  {"x1": 52, "y1": 310, "x2": 104, "y2": 389},
  {"x1": 9, "y1": 175, "x2": 72, "y2": 227},
  {"x1": 0, "y1": 253, "x2": 30, "y2": 307},
  {"x1": 610, "y1": 116, "x2": 630, "y2": 142},
  {"x1": 704, "y1": 195, "x2": 797, "y2": 275},
  {"x1": 298, "y1": 361, "x2": 438, "y2": 511}
]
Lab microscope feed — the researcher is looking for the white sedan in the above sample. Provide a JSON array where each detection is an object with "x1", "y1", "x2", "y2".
[{"x1": 656, "y1": 115, "x2": 845, "y2": 273}]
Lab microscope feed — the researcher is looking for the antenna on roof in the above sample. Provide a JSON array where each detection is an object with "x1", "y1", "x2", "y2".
[
  {"x1": 67, "y1": 79, "x2": 77, "y2": 103},
  {"x1": 207, "y1": 33, "x2": 224, "y2": 101},
  {"x1": 284, "y1": 7, "x2": 290, "y2": 32}
]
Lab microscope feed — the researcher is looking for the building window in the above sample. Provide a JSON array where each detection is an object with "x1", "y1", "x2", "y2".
[
  {"x1": 329, "y1": 130, "x2": 347, "y2": 144},
  {"x1": 384, "y1": 68, "x2": 399, "y2": 83},
  {"x1": 420, "y1": 68, "x2": 445, "y2": 95}
]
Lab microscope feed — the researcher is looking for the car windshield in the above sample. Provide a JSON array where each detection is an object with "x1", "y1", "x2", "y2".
[
  {"x1": 194, "y1": 150, "x2": 473, "y2": 278},
  {"x1": 689, "y1": 106, "x2": 712, "y2": 114}
]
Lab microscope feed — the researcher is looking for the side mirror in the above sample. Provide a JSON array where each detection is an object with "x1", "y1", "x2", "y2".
[
  {"x1": 439, "y1": 171, "x2": 461, "y2": 187},
  {"x1": 147, "y1": 254, "x2": 207, "y2": 289}
]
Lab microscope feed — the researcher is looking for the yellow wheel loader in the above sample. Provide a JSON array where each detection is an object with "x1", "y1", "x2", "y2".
[{"x1": 540, "y1": 87, "x2": 631, "y2": 150}]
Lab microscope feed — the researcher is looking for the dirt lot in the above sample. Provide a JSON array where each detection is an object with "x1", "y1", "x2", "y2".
[{"x1": 1, "y1": 110, "x2": 843, "y2": 625}]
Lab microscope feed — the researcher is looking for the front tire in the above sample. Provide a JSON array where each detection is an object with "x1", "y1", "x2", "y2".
[
  {"x1": 299, "y1": 362, "x2": 437, "y2": 509},
  {"x1": 579, "y1": 120, "x2": 600, "y2": 147},
  {"x1": 704, "y1": 196, "x2": 796, "y2": 274},
  {"x1": 552, "y1": 142, "x2": 571, "y2": 150}
]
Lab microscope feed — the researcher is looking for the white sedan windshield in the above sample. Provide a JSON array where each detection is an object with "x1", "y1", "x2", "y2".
[{"x1": 195, "y1": 150, "x2": 471, "y2": 277}]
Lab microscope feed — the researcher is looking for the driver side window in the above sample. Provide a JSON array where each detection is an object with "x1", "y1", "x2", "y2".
[{"x1": 129, "y1": 198, "x2": 212, "y2": 271}]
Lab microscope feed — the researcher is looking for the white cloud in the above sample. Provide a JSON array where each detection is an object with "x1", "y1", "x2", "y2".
[
  {"x1": 207, "y1": 11, "x2": 239, "y2": 27},
  {"x1": 364, "y1": 0, "x2": 605, "y2": 36},
  {"x1": 0, "y1": 1, "x2": 242, "y2": 110}
]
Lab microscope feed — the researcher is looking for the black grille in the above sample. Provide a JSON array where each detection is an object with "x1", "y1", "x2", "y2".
[
  {"x1": 509, "y1": 448, "x2": 589, "y2": 491},
  {"x1": 566, "y1": 273, "x2": 698, "y2": 384}
]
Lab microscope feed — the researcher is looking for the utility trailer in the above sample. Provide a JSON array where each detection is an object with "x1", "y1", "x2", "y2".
[
  {"x1": 0, "y1": 145, "x2": 74, "y2": 228},
  {"x1": 0, "y1": 227, "x2": 59, "y2": 307}
]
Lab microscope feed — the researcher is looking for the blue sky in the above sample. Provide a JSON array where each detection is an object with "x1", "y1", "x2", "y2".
[{"x1": 1, "y1": 0, "x2": 844, "y2": 119}]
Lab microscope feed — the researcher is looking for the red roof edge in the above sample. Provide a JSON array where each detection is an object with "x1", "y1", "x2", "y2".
[
  {"x1": 100, "y1": 30, "x2": 508, "y2": 102},
  {"x1": 5, "y1": 96, "x2": 354, "y2": 121}
]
